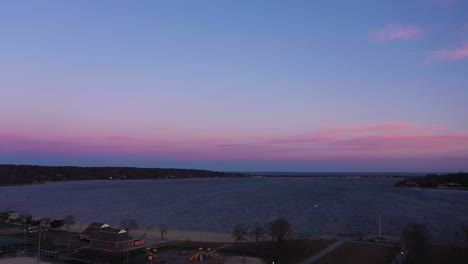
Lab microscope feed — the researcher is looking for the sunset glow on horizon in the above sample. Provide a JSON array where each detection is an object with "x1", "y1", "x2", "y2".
[{"x1": 1, "y1": 0, "x2": 468, "y2": 171}]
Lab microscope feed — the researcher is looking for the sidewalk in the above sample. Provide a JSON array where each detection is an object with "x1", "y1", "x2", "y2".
[{"x1": 298, "y1": 240, "x2": 346, "y2": 264}]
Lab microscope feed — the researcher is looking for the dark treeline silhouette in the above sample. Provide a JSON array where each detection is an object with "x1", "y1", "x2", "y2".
[
  {"x1": 0, "y1": 164, "x2": 247, "y2": 185},
  {"x1": 232, "y1": 217, "x2": 291, "y2": 245},
  {"x1": 395, "y1": 172, "x2": 468, "y2": 189}
]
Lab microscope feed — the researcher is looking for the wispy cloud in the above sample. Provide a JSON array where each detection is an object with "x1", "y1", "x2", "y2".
[
  {"x1": 269, "y1": 135, "x2": 340, "y2": 144},
  {"x1": 271, "y1": 122, "x2": 418, "y2": 144},
  {"x1": 1, "y1": 122, "x2": 468, "y2": 160},
  {"x1": 370, "y1": 25, "x2": 424, "y2": 43},
  {"x1": 318, "y1": 122, "x2": 418, "y2": 134},
  {"x1": 424, "y1": 41, "x2": 468, "y2": 64},
  {"x1": 268, "y1": 122, "x2": 468, "y2": 159},
  {"x1": 330, "y1": 133, "x2": 468, "y2": 151}
]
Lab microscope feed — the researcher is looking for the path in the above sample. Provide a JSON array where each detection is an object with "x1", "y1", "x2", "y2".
[
  {"x1": 213, "y1": 243, "x2": 231, "y2": 253},
  {"x1": 299, "y1": 240, "x2": 346, "y2": 264}
]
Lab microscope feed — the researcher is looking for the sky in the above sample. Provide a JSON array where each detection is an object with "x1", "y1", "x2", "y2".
[{"x1": 1, "y1": 0, "x2": 467, "y2": 172}]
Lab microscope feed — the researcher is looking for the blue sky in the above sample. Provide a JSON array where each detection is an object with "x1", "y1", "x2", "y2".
[{"x1": 0, "y1": 0, "x2": 467, "y2": 172}]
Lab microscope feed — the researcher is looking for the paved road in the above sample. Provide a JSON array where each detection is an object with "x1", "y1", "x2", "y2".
[{"x1": 299, "y1": 240, "x2": 345, "y2": 264}]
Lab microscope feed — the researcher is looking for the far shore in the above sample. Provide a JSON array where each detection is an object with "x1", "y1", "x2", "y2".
[
  {"x1": 254, "y1": 175, "x2": 408, "y2": 179},
  {"x1": 1, "y1": 174, "x2": 410, "y2": 188},
  {"x1": 395, "y1": 185, "x2": 468, "y2": 191},
  {"x1": 0, "y1": 176, "x2": 251, "y2": 187}
]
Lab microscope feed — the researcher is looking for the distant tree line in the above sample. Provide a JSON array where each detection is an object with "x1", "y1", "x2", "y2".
[
  {"x1": 395, "y1": 172, "x2": 468, "y2": 188},
  {"x1": 0, "y1": 211, "x2": 75, "y2": 231},
  {"x1": 0, "y1": 165, "x2": 247, "y2": 185},
  {"x1": 0, "y1": 210, "x2": 77, "y2": 249}
]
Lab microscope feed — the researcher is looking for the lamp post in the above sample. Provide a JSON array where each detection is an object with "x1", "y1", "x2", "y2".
[
  {"x1": 37, "y1": 221, "x2": 43, "y2": 264},
  {"x1": 22, "y1": 218, "x2": 27, "y2": 252},
  {"x1": 378, "y1": 214, "x2": 382, "y2": 238}
]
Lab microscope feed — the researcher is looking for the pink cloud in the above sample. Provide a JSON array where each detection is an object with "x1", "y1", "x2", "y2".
[
  {"x1": 1, "y1": 122, "x2": 468, "y2": 161},
  {"x1": 330, "y1": 133, "x2": 468, "y2": 151},
  {"x1": 424, "y1": 41, "x2": 468, "y2": 64},
  {"x1": 269, "y1": 135, "x2": 340, "y2": 144},
  {"x1": 265, "y1": 122, "x2": 468, "y2": 159},
  {"x1": 107, "y1": 136, "x2": 136, "y2": 141},
  {"x1": 184, "y1": 138, "x2": 231, "y2": 144},
  {"x1": 0, "y1": 132, "x2": 232, "y2": 157},
  {"x1": 370, "y1": 25, "x2": 424, "y2": 43},
  {"x1": 271, "y1": 122, "x2": 418, "y2": 144}
]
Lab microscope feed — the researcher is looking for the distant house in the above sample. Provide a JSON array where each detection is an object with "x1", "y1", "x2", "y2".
[
  {"x1": 89, "y1": 227, "x2": 144, "y2": 251},
  {"x1": 80, "y1": 222, "x2": 110, "y2": 240}
]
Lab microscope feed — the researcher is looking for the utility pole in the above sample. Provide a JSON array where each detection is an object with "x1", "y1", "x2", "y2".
[
  {"x1": 126, "y1": 212, "x2": 131, "y2": 264},
  {"x1": 378, "y1": 214, "x2": 382, "y2": 238},
  {"x1": 23, "y1": 218, "x2": 27, "y2": 252},
  {"x1": 37, "y1": 223, "x2": 42, "y2": 264}
]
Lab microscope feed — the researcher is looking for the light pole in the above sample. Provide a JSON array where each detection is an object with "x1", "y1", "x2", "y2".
[
  {"x1": 126, "y1": 212, "x2": 131, "y2": 264},
  {"x1": 22, "y1": 218, "x2": 27, "y2": 252},
  {"x1": 378, "y1": 214, "x2": 382, "y2": 238},
  {"x1": 37, "y1": 222, "x2": 43, "y2": 264}
]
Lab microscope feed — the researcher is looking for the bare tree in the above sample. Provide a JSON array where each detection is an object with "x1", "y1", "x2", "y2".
[
  {"x1": 268, "y1": 217, "x2": 291, "y2": 244},
  {"x1": 0, "y1": 211, "x2": 10, "y2": 222},
  {"x1": 64, "y1": 215, "x2": 76, "y2": 250},
  {"x1": 141, "y1": 226, "x2": 153, "y2": 238},
  {"x1": 455, "y1": 223, "x2": 468, "y2": 262},
  {"x1": 458, "y1": 223, "x2": 468, "y2": 247},
  {"x1": 19, "y1": 212, "x2": 32, "y2": 226},
  {"x1": 49, "y1": 219, "x2": 65, "y2": 229},
  {"x1": 120, "y1": 216, "x2": 138, "y2": 264},
  {"x1": 402, "y1": 222, "x2": 432, "y2": 264},
  {"x1": 159, "y1": 224, "x2": 168, "y2": 240},
  {"x1": 250, "y1": 223, "x2": 265, "y2": 243},
  {"x1": 40, "y1": 217, "x2": 52, "y2": 241},
  {"x1": 120, "y1": 217, "x2": 139, "y2": 232},
  {"x1": 232, "y1": 224, "x2": 248, "y2": 242}
]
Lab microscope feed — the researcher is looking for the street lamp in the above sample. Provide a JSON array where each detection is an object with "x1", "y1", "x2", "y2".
[{"x1": 37, "y1": 220, "x2": 46, "y2": 264}]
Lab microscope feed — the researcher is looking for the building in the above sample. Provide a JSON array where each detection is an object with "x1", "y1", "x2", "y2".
[
  {"x1": 79, "y1": 222, "x2": 110, "y2": 240},
  {"x1": 80, "y1": 223, "x2": 144, "y2": 252}
]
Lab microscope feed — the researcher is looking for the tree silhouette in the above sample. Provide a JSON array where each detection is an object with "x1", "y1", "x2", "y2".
[
  {"x1": 268, "y1": 217, "x2": 291, "y2": 244},
  {"x1": 250, "y1": 223, "x2": 266, "y2": 243},
  {"x1": 402, "y1": 222, "x2": 432, "y2": 264},
  {"x1": 159, "y1": 224, "x2": 168, "y2": 240},
  {"x1": 232, "y1": 224, "x2": 248, "y2": 242},
  {"x1": 120, "y1": 217, "x2": 139, "y2": 232}
]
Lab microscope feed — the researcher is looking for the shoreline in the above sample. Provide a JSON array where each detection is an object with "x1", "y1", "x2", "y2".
[
  {"x1": 0, "y1": 176, "x2": 251, "y2": 187},
  {"x1": 68, "y1": 222, "x2": 238, "y2": 243},
  {"x1": 255, "y1": 175, "x2": 408, "y2": 179},
  {"x1": 395, "y1": 185, "x2": 468, "y2": 191}
]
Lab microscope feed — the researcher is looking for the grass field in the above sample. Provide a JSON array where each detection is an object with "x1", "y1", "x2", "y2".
[
  {"x1": 313, "y1": 242, "x2": 399, "y2": 264},
  {"x1": 222, "y1": 239, "x2": 336, "y2": 264},
  {"x1": 423, "y1": 245, "x2": 468, "y2": 264}
]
